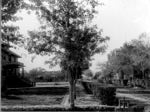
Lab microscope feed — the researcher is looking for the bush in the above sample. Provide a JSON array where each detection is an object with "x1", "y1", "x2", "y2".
[
  {"x1": 96, "y1": 86, "x2": 118, "y2": 105},
  {"x1": 80, "y1": 80, "x2": 118, "y2": 106},
  {"x1": 81, "y1": 81, "x2": 93, "y2": 94}
]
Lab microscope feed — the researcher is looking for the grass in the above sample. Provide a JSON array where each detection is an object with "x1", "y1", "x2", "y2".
[
  {"x1": 2, "y1": 95, "x2": 64, "y2": 106},
  {"x1": 75, "y1": 95, "x2": 100, "y2": 106},
  {"x1": 2, "y1": 82, "x2": 69, "y2": 107}
]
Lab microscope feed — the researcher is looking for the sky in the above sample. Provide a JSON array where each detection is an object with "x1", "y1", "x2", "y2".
[{"x1": 11, "y1": 0, "x2": 150, "y2": 72}]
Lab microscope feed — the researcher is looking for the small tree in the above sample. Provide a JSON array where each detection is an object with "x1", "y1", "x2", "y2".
[{"x1": 26, "y1": 0, "x2": 109, "y2": 108}]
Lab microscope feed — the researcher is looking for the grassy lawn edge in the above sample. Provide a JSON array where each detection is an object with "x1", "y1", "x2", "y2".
[{"x1": 1, "y1": 105, "x2": 116, "y2": 111}]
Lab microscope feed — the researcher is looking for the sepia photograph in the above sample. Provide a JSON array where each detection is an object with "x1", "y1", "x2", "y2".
[{"x1": 1, "y1": 0, "x2": 150, "y2": 111}]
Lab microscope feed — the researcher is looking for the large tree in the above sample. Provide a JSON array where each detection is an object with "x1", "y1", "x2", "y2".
[{"x1": 26, "y1": 0, "x2": 109, "y2": 108}]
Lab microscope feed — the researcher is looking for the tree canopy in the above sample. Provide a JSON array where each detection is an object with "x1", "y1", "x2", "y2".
[
  {"x1": 26, "y1": 0, "x2": 109, "y2": 107},
  {"x1": 2, "y1": 0, "x2": 21, "y2": 44},
  {"x1": 26, "y1": 0, "x2": 109, "y2": 76},
  {"x1": 1, "y1": 0, "x2": 28, "y2": 45},
  {"x1": 101, "y1": 33, "x2": 150, "y2": 80}
]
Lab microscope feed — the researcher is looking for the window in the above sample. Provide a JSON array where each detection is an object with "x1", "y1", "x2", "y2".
[
  {"x1": 9, "y1": 56, "x2": 11, "y2": 62},
  {"x1": 2, "y1": 55, "x2": 6, "y2": 60}
]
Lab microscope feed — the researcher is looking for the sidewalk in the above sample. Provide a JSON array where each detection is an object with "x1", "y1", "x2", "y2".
[
  {"x1": 117, "y1": 88, "x2": 150, "y2": 94},
  {"x1": 61, "y1": 83, "x2": 100, "y2": 106},
  {"x1": 61, "y1": 94, "x2": 69, "y2": 106},
  {"x1": 75, "y1": 83, "x2": 100, "y2": 106},
  {"x1": 116, "y1": 93, "x2": 150, "y2": 112},
  {"x1": 117, "y1": 93, "x2": 150, "y2": 105}
]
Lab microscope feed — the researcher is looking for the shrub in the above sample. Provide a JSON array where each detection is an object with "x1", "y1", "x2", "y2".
[
  {"x1": 80, "y1": 80, "x2": 118, "y2": 106},
  {"x1": 81, "y1": 81, "x2": 93, "y2": 94},
  {"x1": 96, "y1": 86, "x2": 118, "y2": 105}
]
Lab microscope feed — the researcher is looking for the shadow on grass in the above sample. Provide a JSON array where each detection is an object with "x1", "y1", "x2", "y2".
[{"x1": 4, "y1": 95, "x2": 22, "y2": 100}]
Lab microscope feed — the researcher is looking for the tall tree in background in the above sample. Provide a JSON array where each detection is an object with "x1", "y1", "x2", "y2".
[
  {"x1": 103, "y1": 33, "x2": 150, "y2": 87},
  {"x1": 26, "y1": 0, "x2": 109, "y2": 108}
]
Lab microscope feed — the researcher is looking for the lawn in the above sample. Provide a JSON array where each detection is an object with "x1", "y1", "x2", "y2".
[
  {"x1": 75, "y1": 95, "x2": 100, "y2": 106},
  {"x1": 2, "y1": 95, "x2": 64, "y2": 106},
  {"x1": 2, "y1": 82, "x2": 69, "y2": 107}
]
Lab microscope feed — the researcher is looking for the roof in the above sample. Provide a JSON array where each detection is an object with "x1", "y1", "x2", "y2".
[
  {"x1": 2, "y1": 42, "x2": 11, "y2": 47},
  {"x1": 2, "y1": 48, "x2": 21, "y2": 58},
  {"x1": 1, "y1": 42, "x2": 21, "y2": 58}
]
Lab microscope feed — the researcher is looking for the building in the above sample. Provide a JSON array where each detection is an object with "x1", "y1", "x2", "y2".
[
  {"x1": 2, "y1": 43, "x2": 24, "y2": 76},
  {"x1": 2, "y1": 43, "x2": 33, "y2": 92}
]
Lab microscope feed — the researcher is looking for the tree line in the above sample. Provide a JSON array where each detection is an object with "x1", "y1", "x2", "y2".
[{"x1": 100, "y1": 33, "x2": 150, "y2": 87}]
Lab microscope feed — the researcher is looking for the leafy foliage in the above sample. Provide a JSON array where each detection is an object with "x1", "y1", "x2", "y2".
[
  {"x1": 81, "y1": 81, "x2": 118, "y2": 105},
  {"x1": 26, "y1": 0, "x2": 109, "y2": 107},
  {"x1": 101, "y1": 33, "x2": 150, "y2": 81},
  {"x1": 97, "y1": 86, "x2": 118, "y2": 105},
  {"x1": 82, "y1": 69, "x2": 93, "y2": 79},
  {"x1": 1, "y1": 0, "x2": 28, "y2": 45},
  {"x1": 25, "y1": 67, "x2": 46, "y2": 81},
  {"x1": 2, "y1": 0, "x2": 23, "y2": 23},
  {"x1": 26, "y1": 0, "x2": 109, "y2": 78}
]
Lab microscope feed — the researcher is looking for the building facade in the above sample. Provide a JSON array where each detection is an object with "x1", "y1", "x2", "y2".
[{"x1": 2, "y1": 43, "x2": 32, "y2": 92}]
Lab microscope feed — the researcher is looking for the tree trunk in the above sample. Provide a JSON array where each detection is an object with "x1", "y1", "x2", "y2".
[
  {"x1": 69, "y1": 76, "x2": 75, "y2": 108},
  {"x1": 142, "y1": 70, "x2": 146, "y2": 88},
  {"x1": 74, "y1": 80, "x2": 76, "y2": 99}
]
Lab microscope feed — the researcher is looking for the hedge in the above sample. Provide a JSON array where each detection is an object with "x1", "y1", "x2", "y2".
[{"x1": 81, "y1": 80, "x2": 118, "y2": 106}]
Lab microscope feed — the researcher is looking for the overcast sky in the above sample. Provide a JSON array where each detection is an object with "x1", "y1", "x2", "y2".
[{"x1": 11, "y1": 0, "x2": 150, "y2": 72}]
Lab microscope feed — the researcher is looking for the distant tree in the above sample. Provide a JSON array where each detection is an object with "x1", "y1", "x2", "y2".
[
  {"x1": 93, "y1": 71, "x2": 101, "y2": 80},
  {"x1": 27, "y1": 67, "x2": 46, "y2": 81},
  {"x1": 26, "y1": 0, "x2": 109, "y2": 108},
  {"x1": 130, "y1": 36, "x2": 150, "y2": 79},
  {"x1": 102, "y1": 33, "x2": 150, "y2": 87},
  {"x1": 82, "y1": 69, "x2": 93, "y2": 80}
]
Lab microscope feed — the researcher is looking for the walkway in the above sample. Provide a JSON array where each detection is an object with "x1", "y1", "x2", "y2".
[
  {"x1": 117, "y1": 93, "x2": 150, "y2": 105},
  {"x1": 61, "y1": 82, "x2": 100, "y2": 107},
  {"x1": 61, "y1": 94, "x2": 70, "y2": 106},
  {"x1": 117, "y1": 92, "x2": 150, "y2": 112},
  {"x1": 75, "y1": 83, "x2": 100, "y2": 106}
]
